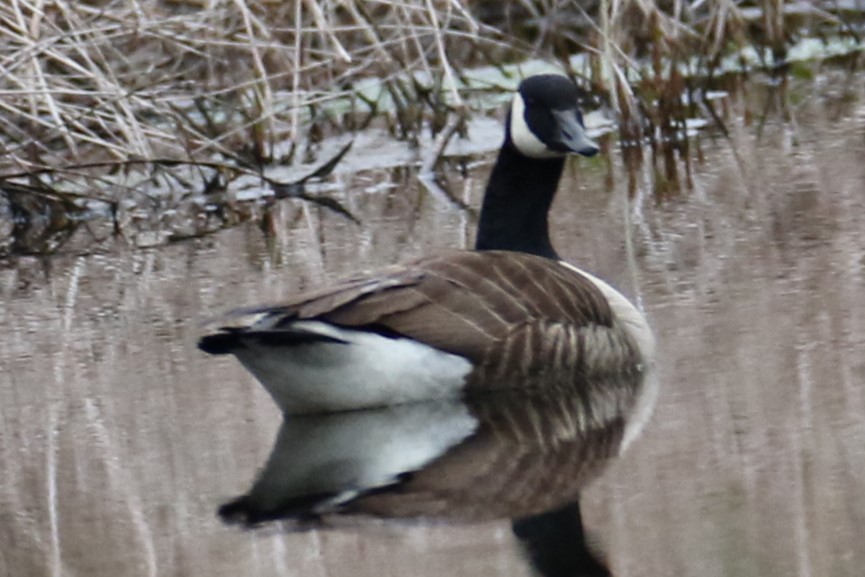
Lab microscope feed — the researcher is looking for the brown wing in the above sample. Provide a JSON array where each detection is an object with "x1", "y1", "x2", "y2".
[
  {"x1": 246, "y1": 251, "x2": 613, "y2": 339},
  {"x1": 212, "y1": 251, "x2": 627, "y2": 388},
  {"x1": 349, "y1": 387, "x2": 630, "y2": 521}
]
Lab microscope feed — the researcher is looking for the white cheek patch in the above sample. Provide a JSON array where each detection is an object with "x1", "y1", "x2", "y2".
[{"x1": 510, "y1": 93, "x2": 562, "y2": 159}]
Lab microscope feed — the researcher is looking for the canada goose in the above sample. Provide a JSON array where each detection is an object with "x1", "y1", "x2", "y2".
[
  {"x1": 199, "y1": 74, "x2": 657, "y2": 425},
  {"x1": 219, "y1": 382, "x2": 640, "y2": 526}
]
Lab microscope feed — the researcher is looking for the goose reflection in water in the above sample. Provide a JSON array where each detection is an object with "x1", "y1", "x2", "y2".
[{"x1": 220, "y1": 370, "x2": 655, "y2": 576}]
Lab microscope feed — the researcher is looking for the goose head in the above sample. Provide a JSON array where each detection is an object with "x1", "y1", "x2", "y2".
[{"x1": 507, "y1": 74, "x2": 600, "y2": 159}]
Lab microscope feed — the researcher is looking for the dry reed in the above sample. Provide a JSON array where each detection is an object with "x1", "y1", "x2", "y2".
[{"x1": 0, "y1": 0, "x2": 855, "y2": 253}]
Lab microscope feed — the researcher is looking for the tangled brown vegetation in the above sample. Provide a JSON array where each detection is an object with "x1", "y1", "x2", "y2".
[
  {"x1": 0, "y1": 1, "x2": 857, "y2": 255},
  {"x1": 2, "y1": 1, "x2": 852, "y2": 169}
]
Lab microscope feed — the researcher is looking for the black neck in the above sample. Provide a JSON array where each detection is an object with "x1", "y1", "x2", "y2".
[
  {"x1": 475, "y1": 143, "x2": 565, "y2": 260},
  {"x1": 512, "y1": 501, "x2": 611, "y2": 577}
]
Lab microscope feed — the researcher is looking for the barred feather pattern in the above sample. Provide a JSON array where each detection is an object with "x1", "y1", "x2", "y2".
[
  {"x1": 347, "y1": 385, "x2": 634, "y2": 521},
  {"x1": 219, "y1": 250, "x2": 645, "y2": 390}
]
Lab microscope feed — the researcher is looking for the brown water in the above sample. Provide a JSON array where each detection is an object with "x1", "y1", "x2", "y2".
[{"x1": 2, "y1": 68, "x2": 865, "y2": 577}]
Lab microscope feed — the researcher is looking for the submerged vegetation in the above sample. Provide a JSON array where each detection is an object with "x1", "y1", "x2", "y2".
[{"x1": 0, "y1": 0, "x2": 862, "y2": 255}]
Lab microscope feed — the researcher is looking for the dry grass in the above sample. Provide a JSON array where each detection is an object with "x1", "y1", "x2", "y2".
[
  {"x1": 1, "y1": 1, "x2": 849, "y2": 168},
  {"x1": 0, "y1": 0, "x2": 501, "y2": 174},
  {"x1": 0, "y1": 0, "x2": 856, "y2": 254}
]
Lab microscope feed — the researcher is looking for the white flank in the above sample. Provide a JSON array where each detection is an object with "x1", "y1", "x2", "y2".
[
  {"x1": 246, "y1": 400, "x2": 478, "y2": 514},
  {"x1": 509, "y1": 93, "x2": 562, "y2": 159},
  {"x1": 232, "y1": 321, "x2": 473, "y2": 414},
  {"x1": 620, "y1": 368, "x2": 660, "y2": 453}
]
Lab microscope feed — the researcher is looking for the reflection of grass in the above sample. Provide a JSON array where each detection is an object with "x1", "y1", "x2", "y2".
[
  {"x1": 700, "y1": 483, "x2": 761, "y2": 577},
  {"x1": 0, "y1": 0, "x2": 859, "y2": 252}
]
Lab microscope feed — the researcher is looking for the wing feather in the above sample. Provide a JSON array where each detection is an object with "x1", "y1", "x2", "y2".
[{"x1": 203, "y1": 251, "x2": 623, "y2": 380}]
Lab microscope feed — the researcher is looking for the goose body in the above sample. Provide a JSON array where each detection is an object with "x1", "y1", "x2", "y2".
[
  {"x1": 219, "y1": 383, "x2": 643, "y2": 526},
  {"x1": 200, "y1": 74, "x2": 656, "y2": 421}
]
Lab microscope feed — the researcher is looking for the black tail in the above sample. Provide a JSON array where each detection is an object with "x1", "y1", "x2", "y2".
[
  {"x1": 218, "y1": 493, "x2": 332, "y2": 527},
  {"x1": 197, "y1": 332, "x2": 242, "y2": 355},
  {"x1": 198, "y1": 328, "x2": 348, "y2": 355}
]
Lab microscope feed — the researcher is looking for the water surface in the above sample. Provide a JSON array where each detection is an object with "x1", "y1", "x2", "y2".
[{"x1": 2, "y1": 68, "x2": 865, "y2": 576}]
